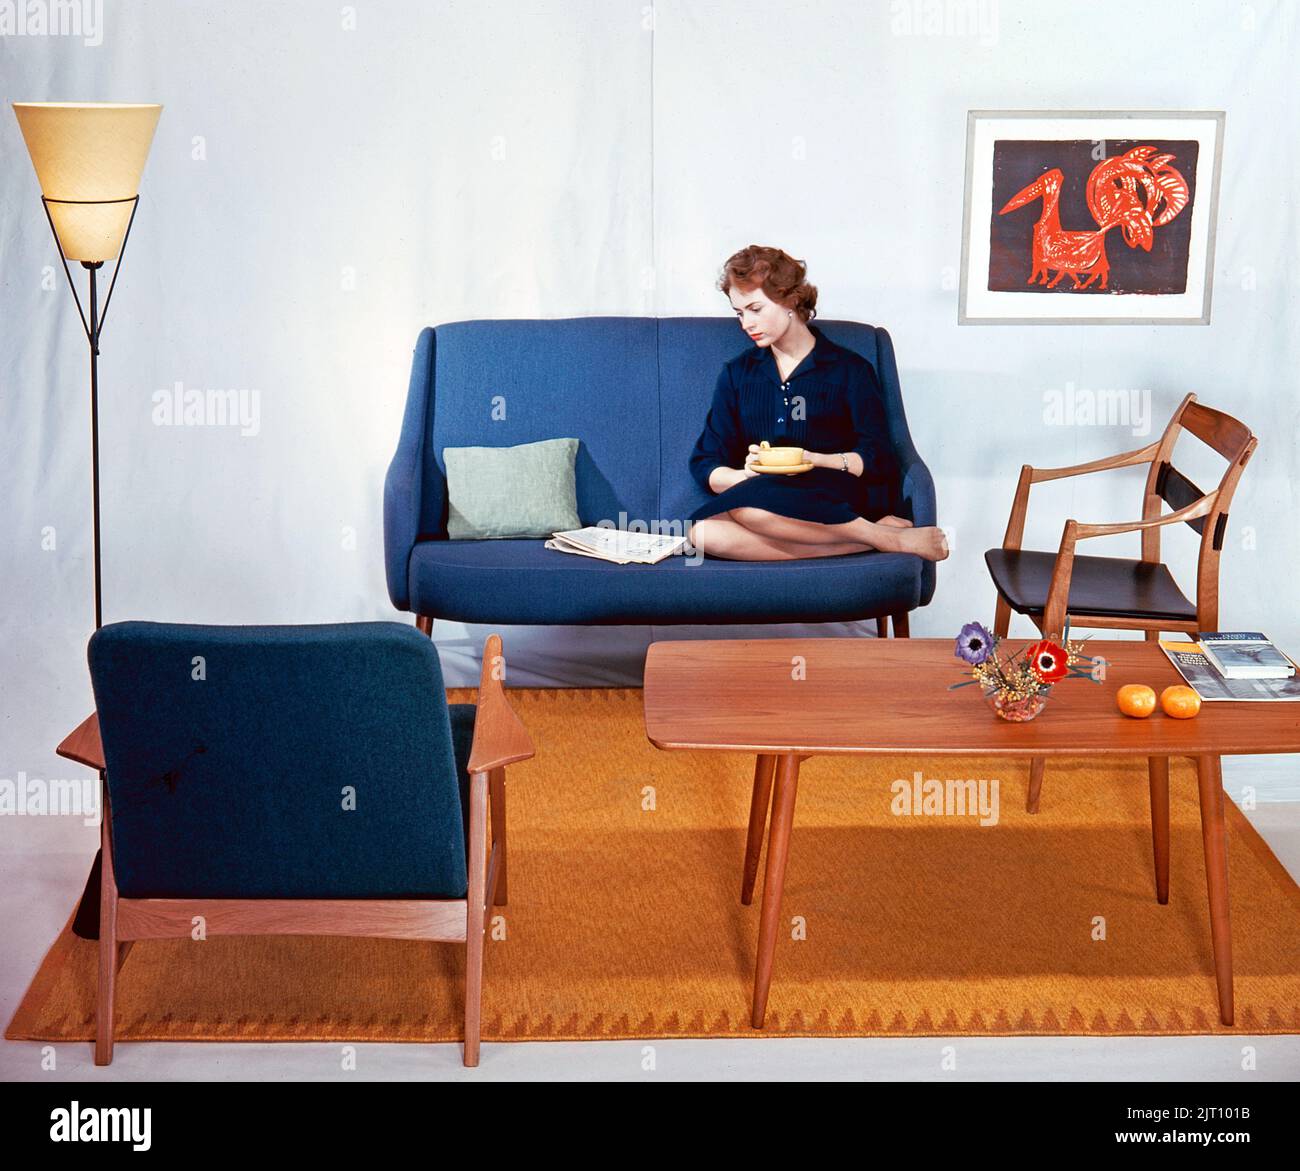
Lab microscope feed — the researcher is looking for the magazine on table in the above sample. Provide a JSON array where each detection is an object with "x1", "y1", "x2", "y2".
[
  {"x1": 545, "y1": 526, "x2": 688, "y2": 565},
  {"x1": 1196, "y1": 631, "x2": 1295, "y2": 679},
  {"x1": 1159, "y1": 640, "x2": 1300, "y2": 702}
]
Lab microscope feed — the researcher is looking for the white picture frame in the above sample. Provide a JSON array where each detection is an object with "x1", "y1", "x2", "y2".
[{"x1": 959, "y1": 110, "x2": 1225, "y2": 325}]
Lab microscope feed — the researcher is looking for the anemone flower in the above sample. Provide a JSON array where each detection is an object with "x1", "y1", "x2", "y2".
[
  {"x1": 955, "y1": 621, "x2": 993, "y2": 665},
  {"x1": 1026, "y1": 639, "x2": 1068, "y2": 684}
]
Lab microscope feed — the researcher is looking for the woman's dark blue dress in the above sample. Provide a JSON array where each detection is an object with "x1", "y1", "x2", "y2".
[{"x1": 689, "y1": 324, "x2": 898, "y2": 527}]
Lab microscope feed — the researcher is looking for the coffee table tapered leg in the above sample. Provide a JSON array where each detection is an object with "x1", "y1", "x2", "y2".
[
  {"x1": 752, "y1": 753, "x2": 801, "y2": 1028},
  {"x1": 741, "y1": 754, "x2": 776, "y2": 905},
  {"x1": 1026, "y1": 758, "x2": 1045, "y2": 813},
  {"x1": 1148, "y1": 756, "x2": 1170, "y2": 904},
  {"x1": 1196, "y1": 754, "x2": 1233, "y2": 1025}
]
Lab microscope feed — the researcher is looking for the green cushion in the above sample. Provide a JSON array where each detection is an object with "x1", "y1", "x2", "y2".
[{"x1": 443, "y1": 437, "x2": 583, "y2": 539}]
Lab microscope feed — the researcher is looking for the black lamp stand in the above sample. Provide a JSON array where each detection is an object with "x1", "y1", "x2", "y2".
[{"x1": 40, "y1": 193, "x2": 140, "y2": 631}]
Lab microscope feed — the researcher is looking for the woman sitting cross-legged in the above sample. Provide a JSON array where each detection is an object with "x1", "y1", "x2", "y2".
[{"x1": 687, "y1": 244, "x2": 950, "y2": 563}]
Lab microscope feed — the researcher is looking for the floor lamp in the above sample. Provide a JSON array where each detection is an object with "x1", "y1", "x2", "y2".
[
  {"x1": 13, "y1": 103, "x2": 161, "y2": 940},
  {"x1": 13, "y1": 101, "x2": 162, "y2": 630}
]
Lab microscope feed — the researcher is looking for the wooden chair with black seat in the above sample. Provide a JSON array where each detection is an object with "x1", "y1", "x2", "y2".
[
  {"x1": 58, "y1": 622, "x2": 533, "y2": 1068},
  {"x1": 984, "y1": 393, "x2": 1257, "y2": 814}
]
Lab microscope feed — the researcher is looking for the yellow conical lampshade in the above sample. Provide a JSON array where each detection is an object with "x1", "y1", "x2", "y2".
[{"x1": 12, "y1": 102, "x2": 162, "y2": 262}]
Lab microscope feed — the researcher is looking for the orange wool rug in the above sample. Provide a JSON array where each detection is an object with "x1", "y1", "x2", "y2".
[{"x1": 8, "y1": 689, "x2": 1300, "y2": 1044}]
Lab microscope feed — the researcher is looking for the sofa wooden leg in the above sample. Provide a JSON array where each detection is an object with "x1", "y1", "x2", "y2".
[
  {"x1": 891, "y1": 611, "x2": 910, "y2": 638},
  {"x1": 875, "y1": 617, "x2": 889, "y2": 638},
  {"x1": 416, "y1": 614, "x2": 433, "y2": 637}
]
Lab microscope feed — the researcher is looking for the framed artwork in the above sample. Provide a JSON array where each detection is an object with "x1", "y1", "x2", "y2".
[{"x1": 959, "y1": 110, "x2": 1225, "y2": 324}]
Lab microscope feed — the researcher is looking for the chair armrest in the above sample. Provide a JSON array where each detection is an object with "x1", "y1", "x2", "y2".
[
  {"x1": 383, "y1": 327, "x2": 440, "y2": 611},
  {"x1": 1028, "y1": 441, "x2": 1161, "y2": 484},
  {"x1": 1069, "y1": 494, "x2": 1214, "y2": 541},
  {"x1": 899, "y1": 452, "x2": 937, "y2": 529},
  {"x1": 1040, "y1": 495, "x2": 1214, "y2": 634},
  {"x1": 467, "y1": 634, "x2": 535, "y2": 775},
  {"x1": 1001, "y1": 441, "x2": 1162, "y2": 552},
  {"x1": 898, "y1": 452, "x2": 938, "y2": 607},
  {"x1": 58, "y1": 712, "x2": 104, "y2": 771}
]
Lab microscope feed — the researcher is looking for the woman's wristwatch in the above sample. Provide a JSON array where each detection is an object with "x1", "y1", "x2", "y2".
[{"x1": 839, "y1": 452, "x2": 849, "y2": 472}]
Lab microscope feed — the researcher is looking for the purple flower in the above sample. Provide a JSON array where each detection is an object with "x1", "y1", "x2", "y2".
[{"x1": 955, "y1": 621, "x2": 993, "y2": 665}]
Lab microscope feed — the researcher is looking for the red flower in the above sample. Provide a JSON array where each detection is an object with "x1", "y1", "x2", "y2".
[{"x1": 1026, "y1": 640, "x2": 1068, "y2": 684}]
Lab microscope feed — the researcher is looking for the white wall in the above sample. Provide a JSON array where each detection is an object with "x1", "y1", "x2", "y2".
[{"x1": 3, "y1": 1, "x2": 1297, "y2": 855}]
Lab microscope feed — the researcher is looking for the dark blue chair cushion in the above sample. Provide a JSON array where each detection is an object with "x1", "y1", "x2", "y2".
[
  {"x1": 408, "y1": 539, "x2": 924, "y2": 625},
  {"x1": 88, "y1": 622, "x2": 475, "y2": 901}
]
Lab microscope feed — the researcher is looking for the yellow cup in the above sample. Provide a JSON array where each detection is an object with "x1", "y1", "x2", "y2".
[{"x1": 758, "y1": 445, "x2": 804, "y2": 467}]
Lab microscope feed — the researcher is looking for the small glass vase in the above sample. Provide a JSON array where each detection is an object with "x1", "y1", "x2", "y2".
[{"x1": 983, "y1": 686, "x2": 1049, "y2": 722}]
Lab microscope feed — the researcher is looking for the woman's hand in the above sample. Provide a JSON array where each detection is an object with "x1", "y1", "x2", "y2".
[{"x1": 707, "y1": 463, "x2": 758, "y2": 493}]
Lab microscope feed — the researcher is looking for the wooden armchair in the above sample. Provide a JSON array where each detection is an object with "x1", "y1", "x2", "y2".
[
  {"x1": 59, "y1": 623, "x2": 533, "y2": 1068},
  {"x1": 984, "y1": 393, "x2": 1257, "y2": 812}
]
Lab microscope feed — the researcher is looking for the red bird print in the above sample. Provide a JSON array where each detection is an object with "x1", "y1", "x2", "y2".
[{"x1": 998, "y1": 146, "x2": 1190, "y2": 290}]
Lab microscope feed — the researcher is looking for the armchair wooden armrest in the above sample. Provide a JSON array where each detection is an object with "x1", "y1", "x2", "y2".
[
  {"x1": 1002, "y1": 441, "x2": 1161, "y2": 552},
  {"x1": 1041, "y1": 494, "x2": 1215, "y2": 635},
  {"x1": 58, "y1": 712, "x2": 104, "y2": 772},
  {"x1": 467, "y1": 633, "x2": 535, "y2": 775}
]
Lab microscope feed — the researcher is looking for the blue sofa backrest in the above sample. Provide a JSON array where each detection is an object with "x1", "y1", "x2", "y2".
[
  {"x1": 420, "y1": 318, "x2": 661, "y2": 535},
  {"x1": 408, "y1": 316, "x2": 922, "y2": 537},
  {"x1": 88, "y1": 621, "x2": 470, "y2": 900}
]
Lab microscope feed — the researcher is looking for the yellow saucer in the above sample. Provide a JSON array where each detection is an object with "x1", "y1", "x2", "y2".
[{"x1": 753, "y1": 461, "x2": 814, "y2": 475}]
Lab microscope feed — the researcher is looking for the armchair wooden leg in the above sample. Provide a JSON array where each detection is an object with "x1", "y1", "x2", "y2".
[
  {"x1": 741, "y1": 754, "x2": 776, "y2": 905},
  {"x1": 95, "y1": 805, "x2": 117, "y2": 1067},
  {"x1": 1026, "y1": 758, "x2": 1045, "y2": 814},
  {"x1": 1148, "y1": 756, "x2": 1170, "y2": 904},
  {"x1": 489, "y1": 767, "x2": 507, "y2": 906},
  {"x1": 416, "y1": 614, "x2": 433, "y2": 637},
  {"x1": 463, "y1": 771, "x2": 488, "y2": 1067},
  {"x1": 891, "y1": 610, "x2": 910, "y2": 638},
  {"x1": 994, "y1": 595, "x2": 1012, "y2": 639},
  {"x1": 875, "y1": 617, "x2": 888, "y2": 638}
]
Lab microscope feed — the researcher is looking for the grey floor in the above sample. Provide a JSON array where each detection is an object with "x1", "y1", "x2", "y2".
[{"x1": 4, "y1": 757, "x2": 1298, "y2": 1082}]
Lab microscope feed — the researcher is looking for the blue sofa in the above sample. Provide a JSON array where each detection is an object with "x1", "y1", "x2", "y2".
[{"x1": 384, "y1": 317, "x2": 937, "y2": 627}]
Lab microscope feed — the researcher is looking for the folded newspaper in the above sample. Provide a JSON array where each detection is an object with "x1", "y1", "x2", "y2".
[
  {"x1": 545, "y1": 526, "x2": 688, "y2": 565},
  {"x1": 1159, "y1": 640, "x2": 1300, "y2": 702}
]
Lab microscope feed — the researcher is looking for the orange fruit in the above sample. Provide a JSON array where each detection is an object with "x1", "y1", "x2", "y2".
[
  {"x1": 1116, "y1": 684, "x2": 1157, "y2": 718},
  {"x1": 1161, "y1": 685, "x2": 1202, "y2": 719}
]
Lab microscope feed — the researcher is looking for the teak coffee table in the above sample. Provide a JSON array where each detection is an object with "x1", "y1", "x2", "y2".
[{"x1": 643, "y1": 637, "x2": 1300, "y2": 1029}]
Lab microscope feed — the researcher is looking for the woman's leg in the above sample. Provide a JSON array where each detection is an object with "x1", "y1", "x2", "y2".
[
  {"x1": 689, "y1": 517, "x2": 866, "y2": 561},
  {"x1": 729, "y1": 507, "x2": 947, "y2": 560}
]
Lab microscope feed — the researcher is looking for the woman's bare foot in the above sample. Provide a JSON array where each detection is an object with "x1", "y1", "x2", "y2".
[
  {"x1": 894, "y1": 525, "x2": 949, "y2": 561},
  {"x1": 876, "y1": 514, "x2": 913, "y2": 529}
]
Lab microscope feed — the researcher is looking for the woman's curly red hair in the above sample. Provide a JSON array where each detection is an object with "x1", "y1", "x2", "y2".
[{"x1": 717, "y1": 244, "x2": 819, "y2": 322}]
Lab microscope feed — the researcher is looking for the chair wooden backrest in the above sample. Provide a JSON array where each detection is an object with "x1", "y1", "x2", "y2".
[{"x1": 1139, "y1": 394, "x2": 1258, "y2": 627}]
